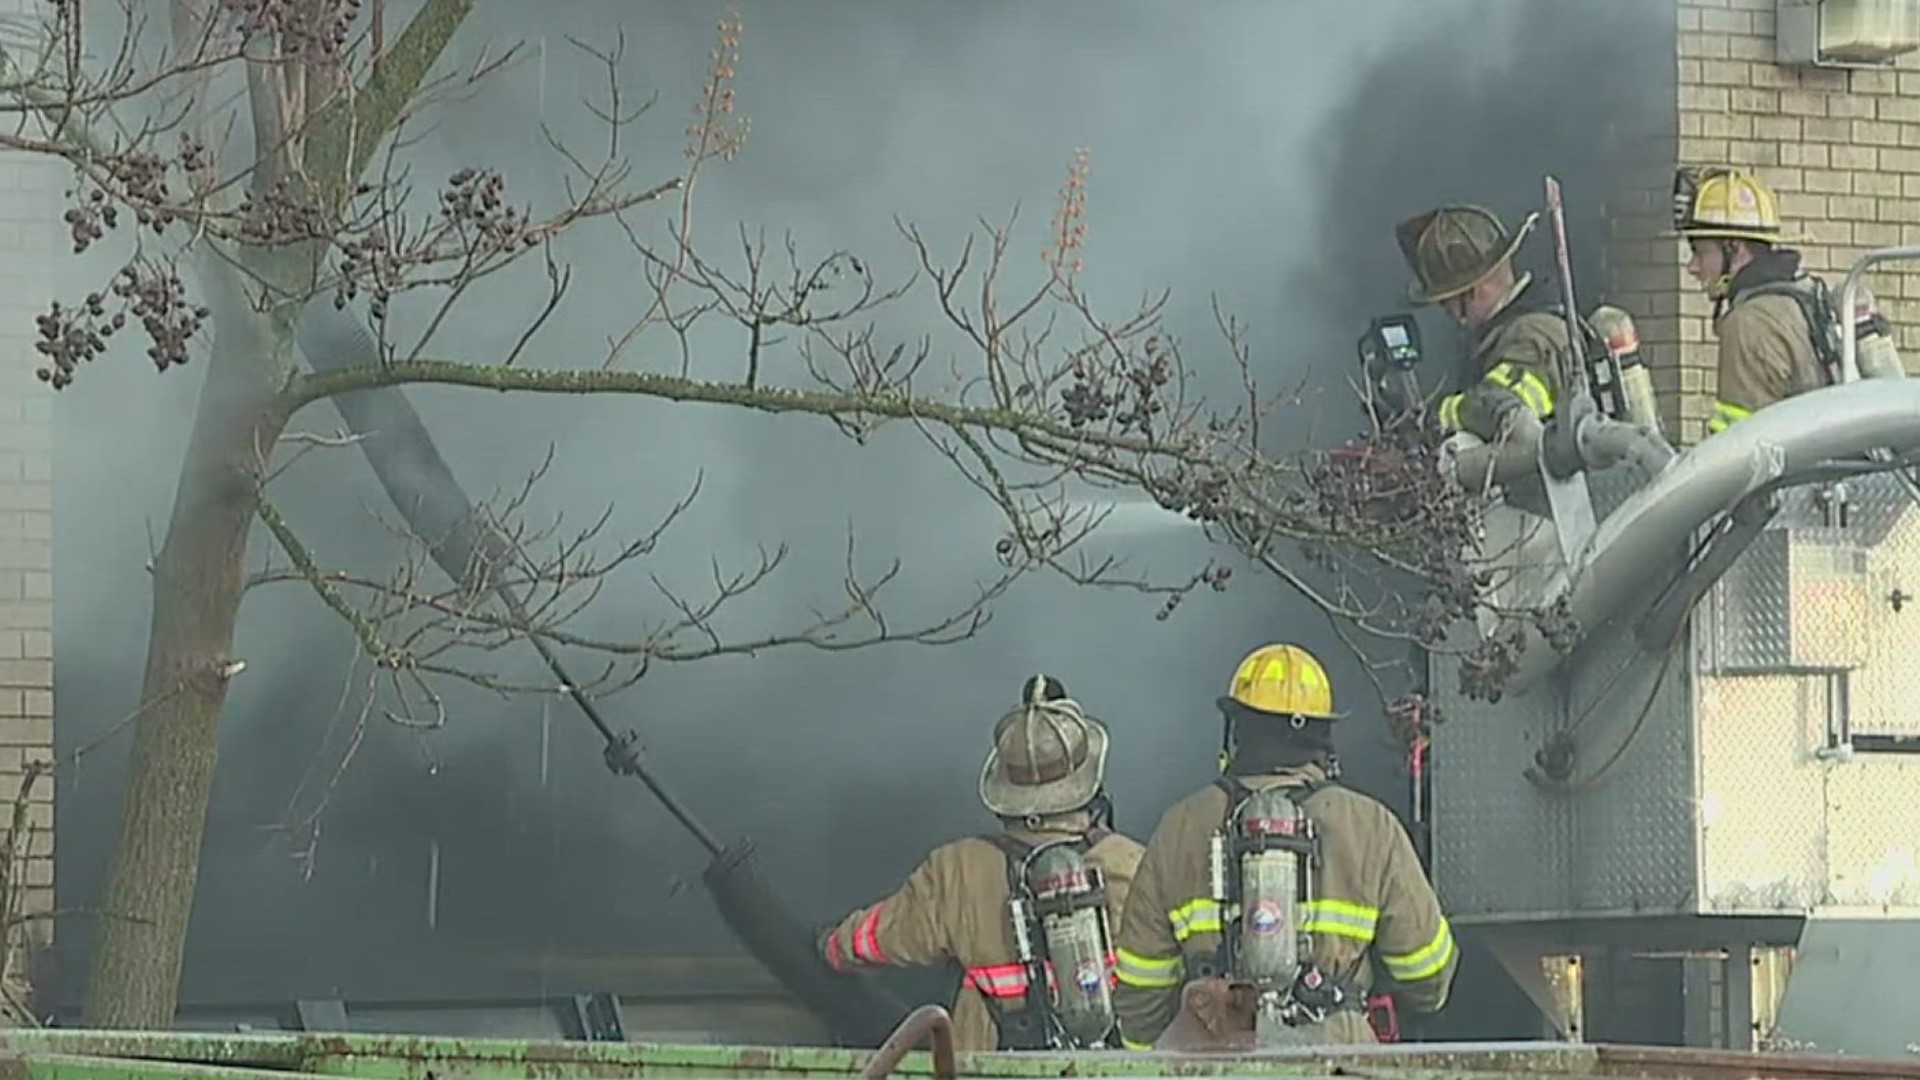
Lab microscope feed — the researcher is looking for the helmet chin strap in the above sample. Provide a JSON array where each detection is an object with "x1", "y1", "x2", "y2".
[{"x1": 1709, "y1": 239, "x2": 1738, "y2": 317}]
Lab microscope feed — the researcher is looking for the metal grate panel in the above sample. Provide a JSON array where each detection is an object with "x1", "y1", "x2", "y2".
[{"x1": 1434, "y1": 463, "x2": 1920, "y2": 923}]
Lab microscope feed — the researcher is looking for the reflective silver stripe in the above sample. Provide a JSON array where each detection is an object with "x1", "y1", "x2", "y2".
[
  {"x1": 1382, "y1": 919, "x2": 1456, "y2": 982},
  {"x1": 1115, "y1": 948, "x2": 1182, "y2": 989}
]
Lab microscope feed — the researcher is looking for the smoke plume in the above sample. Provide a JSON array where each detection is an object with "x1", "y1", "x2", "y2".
[{"x1": 49, "y1": 0, "x2": 1674, "y2": 1035}]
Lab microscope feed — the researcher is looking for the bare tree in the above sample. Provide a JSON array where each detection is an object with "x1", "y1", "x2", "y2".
[{"x1": 0, "y1": 0, "x2": 1561, "y2": 1028}]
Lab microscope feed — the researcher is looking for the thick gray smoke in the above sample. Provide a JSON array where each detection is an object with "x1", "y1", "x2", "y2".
[{"x1": 50, "y1": 0, "x2": 1673, "y2": 1029}]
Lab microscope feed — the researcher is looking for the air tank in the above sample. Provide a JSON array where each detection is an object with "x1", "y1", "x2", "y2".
[
  {"x1": 1851, "y1": 285, "x2": 1906, "y2": 381},
  {"x1": 1590, "y1": 304, "x2": 1664, "y2": 436},
  {"x1": 1233, "y1": 787, "x2": 1310, "y2": 989},
  {"x1": 1026, "y1": 844, "x2": 1116, "y2": 1048}
]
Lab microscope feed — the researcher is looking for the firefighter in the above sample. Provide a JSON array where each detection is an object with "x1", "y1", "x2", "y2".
[
  {"x1": 1397, "y1": 204, "x2": 1571, "y2": 443},
  {"x1": 1112, "y1": 643, "x2": 1457, "y2": 1048},
  {"x1": 1674, "y1": 166, "x2": 1839, "y2": 435},
  {"x1": 818, "y1": 676, "x2": 1146, "y2": 1051}
]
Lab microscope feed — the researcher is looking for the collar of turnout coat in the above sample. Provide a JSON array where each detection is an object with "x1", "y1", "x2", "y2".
[{"x1": 1726, "y1": 246, "x2": 1804, "y2": 304}]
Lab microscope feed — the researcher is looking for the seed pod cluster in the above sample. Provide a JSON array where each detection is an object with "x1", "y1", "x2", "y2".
[
  {"x1": 1385, "y1": 694, "x2": 1441, "y2": 748},
  {"x1": 439, "y1": 167, "x2": 529, "y2": 252},
  {"x1": 1115, "y1": 342, "x2": 1173, "y2": 436},
  {"x1": 1458, "y1": 630, "x2": 1526, "y2": 705},
  {"x1": 220, "y1": 0, "x2": 360, "y2": 62},
  {"x1": 59, "y1": 138, "x2": 203, "y2": 255},
  {"x1": 61, "y1": 190, "x2": 115, "y2": 254},
  {"x1": 333, "y1": 226, "x2": 399, "y2": 318},
  {"x1": 1140, "y1": 463, "x2": 1233, "y2": 528},
  {"x1": 32, "y1": 263, "x2": 211, "y2": 390},
  {"x1": 110, "y1": 149, "x2": 176, "y2": 232},
  {"x1": 1059, "y1": 380, "x2": 1110, "y2": 427},
  {"x1": 177, "y1": 132, "x2": 211, "y2": 177},
  {"x1": 116, "y1": 263, "x2": 211, "y2": 374},
  {"x1": 1152, "y1": 564, "x2": 1232, "y2": 622},
  {"x1": 238, "y1": 178, "x2": 327, "y2": 245},
  {"x1": 32, "y1": 293, "x2": 119, "y2": 390}
]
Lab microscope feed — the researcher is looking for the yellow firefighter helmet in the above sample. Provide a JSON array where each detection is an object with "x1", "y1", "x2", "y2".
[
  {"x1": 1673, "y1": 166, "x2": 1782, "y2": 244},
  {"x1": 1223, "y1": 643, "x2": 1340, "y2": 720},
  {"x1": 979, "y1": 690, "x2": 1110, "y2": 820}
]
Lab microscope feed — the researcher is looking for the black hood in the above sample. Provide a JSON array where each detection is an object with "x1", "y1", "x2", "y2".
[{"x1": 1728, "y1": 246, "x2": 1804, "y2": 300}]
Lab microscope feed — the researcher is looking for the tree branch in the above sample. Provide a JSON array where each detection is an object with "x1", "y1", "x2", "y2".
[
  {"x1": 304, "y1": 0, "x2": 478, "y2": 210},
  {"x1": 255, "y1": 494, "x2": 408, "y2": 669},
  {"x1": 283, "y1": 360, "x2": 1192, "y2": 461}
]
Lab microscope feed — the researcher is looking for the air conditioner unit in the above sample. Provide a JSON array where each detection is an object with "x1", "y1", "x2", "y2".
[{"x1": 1778, "y1": 0, "x2": 1920, "y2": 67}]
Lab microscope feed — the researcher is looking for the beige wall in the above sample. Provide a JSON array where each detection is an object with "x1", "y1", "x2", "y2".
[
  {"x1": 0, "y1": 140, "x2": 59, "y2": 982},
  {"x1": 1616, "y1": 0, "x2": 1920, "y2": 445}
]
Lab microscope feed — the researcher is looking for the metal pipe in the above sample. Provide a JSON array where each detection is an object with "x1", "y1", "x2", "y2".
[
  {"x1": 1441, "y1": 412, "x2": 1546, "y2": 495},
  {"x1": 1443, "y1": 414, "x2": 1672, "y2": 500},
  {"x1": 426, "y1": 838, "x2": 441, "y2": 931},
  {"x1": 862, "y1": 1005, "x2": 958, "y2": 1080},
  {"x1": 1498, "y1": 378, "x2": 1920, "y2": 695},
  {"x1": 1576, "y1": 415, "x2": 1676, "y2": 479},
  {"x1": 1839, "y1": 245, "x2": 1920, "y2": 384}
]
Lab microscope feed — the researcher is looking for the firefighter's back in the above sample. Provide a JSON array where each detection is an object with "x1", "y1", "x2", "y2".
[
  {"x1": 1088, "y1": 830, "x2": 1146, "y2": 924},
  {"x1": 913, "y1": 827, "x2": 1142, "y2": 1050},
  {"x1": 820, "y1": 678, "x2": 1142, "y2": 1052},
  {"x1": 1724, "y1": 285, "x2": 1826, "y2": 393},
  {"x1": 1115, "y1": 768, "x2": 1456, "y2": 1047}
]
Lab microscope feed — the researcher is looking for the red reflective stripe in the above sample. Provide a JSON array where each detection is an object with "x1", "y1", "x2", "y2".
[
  {"x1": 967, "y1": 963, "x2": 1031, "y2": 999},
  {"x1": 852, "y1": 905, "x2": 887, "y2": 963},
  {"x1": 824, "y1": 930, "x2": 847, "y2": 971},
  {"x1": 970, "y1": 952, "x2": 1121, "y2": 998}
]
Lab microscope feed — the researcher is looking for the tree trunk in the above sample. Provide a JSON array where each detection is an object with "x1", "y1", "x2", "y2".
[{"x1": 82, "y1": 268, "x2": 294, "y2": 1029}]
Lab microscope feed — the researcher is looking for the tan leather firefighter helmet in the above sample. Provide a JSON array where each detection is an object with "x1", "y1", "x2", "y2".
[
  {"x1": 979, "y1": 688, "x2": 1109, "y2": 819},
  {"x1": 1397, "y1": 204, "x2": 1540, "y2": 306}
]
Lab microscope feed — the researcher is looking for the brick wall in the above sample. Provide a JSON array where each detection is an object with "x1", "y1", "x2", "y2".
[
  {"x1": 1611, "y1": 0, "x2": 1920, "y2": 445},
  {"x1": 0, "y1": 138, "x2": 59, "y2": 1001}
]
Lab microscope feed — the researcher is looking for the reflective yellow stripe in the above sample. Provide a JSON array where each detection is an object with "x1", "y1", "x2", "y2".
[
  {"x1": 1302, "y1": 899, "x2": 1379, "y2": 942},
  {"x1": 1381, "y1": 919, "x2": 1456, "y2": 982},
  {"x1": 1707, "y1": 398, "x2": 1752, "y2": 434},
  {"x1": 1484, "y1": 361, "x2": 1554, "y2": 418},
  {"x1": 1166, "y1": 898, "x2": 1224, "y2": 942},
  {"x1": 1114, "y1": 947, "x2": 1182, "y2": 989},
  {"x1": 1121, "y1": 1037, "x2": 1154, "y2": 1051},
  {"x1": 1436, "y1": 392, "x2": 1465, "y2": 432}
]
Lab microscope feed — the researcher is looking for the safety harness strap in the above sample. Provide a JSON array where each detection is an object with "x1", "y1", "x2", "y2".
[
  {"x1": 981, "y1": 832, "x2": 1036, "y2": 888},
  {"x1": 1737, "y1": 277, "x2": 1842, "y2": 384},
  {"x1": 1710, "y1": 277, "x2": 1842, "y2": 435}
]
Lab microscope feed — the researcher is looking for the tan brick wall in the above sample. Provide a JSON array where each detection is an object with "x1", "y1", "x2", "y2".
[
  {"x1": 1616, "y1": 0, "x2": 1920, "y2": 445},
  {"x1": 0, "y1": 142, "x2": 59, "y2": 983}
]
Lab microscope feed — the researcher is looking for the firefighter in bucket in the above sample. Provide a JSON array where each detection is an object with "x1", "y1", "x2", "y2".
[
  {"x1": 819, "y1": 676, "x2": 1146, "y2": 1051},
  {"x1": 1397, "y1": 204, "x2": 1570, "y2": 443},
  {"x1": 1112, "y1": 644, "x2": 1458, "y2": 1049}
]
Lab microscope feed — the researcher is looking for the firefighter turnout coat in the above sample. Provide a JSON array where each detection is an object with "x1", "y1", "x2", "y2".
[
  {"x1": 821, "y1": 826, "x2": 1146, "y2": 1051},
  {"x1": 1112, "y1": 764, "x2": 1458, "y2": 1048},
  {"x1": 1708, "y1": 249, "x2": 1831, "y2": 435},
  {"x1": 1437, "y1": 284, "x2": 1570, "y2": 441}
]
